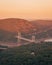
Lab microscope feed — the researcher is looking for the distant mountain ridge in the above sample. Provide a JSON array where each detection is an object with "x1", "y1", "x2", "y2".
[
  {"x1": 0, "y1": 18, "x2": 52, "y2": 33},
  {"x1": 31, "y1": 20, "x2": 52, "y2": 32},
  {"x1": 0, "y1": 18, "x2": 35, "y2": 33}
]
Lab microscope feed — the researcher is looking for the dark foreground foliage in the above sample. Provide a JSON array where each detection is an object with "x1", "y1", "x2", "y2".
[{"x1": 0, "y1": 42, "x2": 52, "y2": 65}]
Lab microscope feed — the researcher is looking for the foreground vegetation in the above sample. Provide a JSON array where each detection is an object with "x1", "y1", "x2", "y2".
[{"x1": 0, "y1": 42, "x2": 52, "y2": 65}]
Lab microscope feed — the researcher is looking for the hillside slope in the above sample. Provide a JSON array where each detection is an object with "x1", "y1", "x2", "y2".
[
  {"x1": 0, "y1": 42, "x2": 52, "y2": 65},
  {"x1": 0, "y1": 18, "x2": 35, "y2": 33}
]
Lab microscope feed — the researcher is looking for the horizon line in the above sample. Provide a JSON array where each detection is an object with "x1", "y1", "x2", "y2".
[{"x1": 0, "y1": 17, "x2": 52, "y2": 21}]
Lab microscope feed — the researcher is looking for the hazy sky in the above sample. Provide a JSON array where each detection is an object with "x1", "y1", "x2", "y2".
[{"x1": 0, "y1": 0, "x2": 52, "y2": 20}]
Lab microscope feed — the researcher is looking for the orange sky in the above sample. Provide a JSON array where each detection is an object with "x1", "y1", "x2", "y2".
[{"x1": 0, "y1": 0, "x2": 52, "y2": 20}]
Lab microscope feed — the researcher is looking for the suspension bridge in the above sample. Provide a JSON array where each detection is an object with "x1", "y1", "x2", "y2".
[
  {"x1": 15, "y1": 32, "x2": 52, "y2": 43},
  {"x1": 15, "y1": 32, "x2": 36, "y2": 43}
]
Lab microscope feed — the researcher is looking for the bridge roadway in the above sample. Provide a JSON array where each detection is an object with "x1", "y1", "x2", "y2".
[{"x1": 15, "y1": 36, "x2": 35, "y2": 43}]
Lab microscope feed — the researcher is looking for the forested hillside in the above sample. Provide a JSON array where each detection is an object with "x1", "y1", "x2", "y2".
[{"x1": 0, "y1": 42, "x2": 52, "y2": 65}]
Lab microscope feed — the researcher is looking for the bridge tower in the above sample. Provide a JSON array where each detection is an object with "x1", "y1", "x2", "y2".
[
  {"x1": 32, "y1": 36, "x2": 36, "y2": 42},
  {"x1": 17, "y1": 32, "x2": 21, "y2": 43}
]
